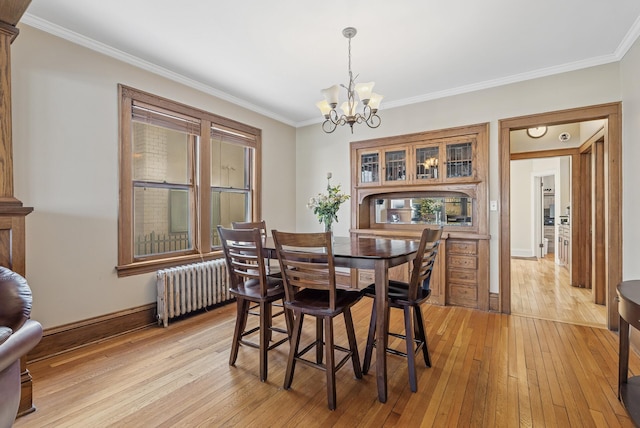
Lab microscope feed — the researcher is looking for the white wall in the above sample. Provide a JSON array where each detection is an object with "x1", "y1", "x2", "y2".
[
  {"x1": 621, "y1": 35, "x2": 640, "y2": 280},
  {"x1": 510, "y1": 158, "x2": 564, "y2": 258},
  {"x1": 510, "y1": 159, "x2": 534, "y2": 256},
  {"x1": 559, "y1": 157, "x2": 571, "y2": 219},
  {"x1": 11, "y1": 25, "x2": 297, "y2": 328},
  {"x1": 297, "y1": 63, "x2": 622, "y2": 294}
]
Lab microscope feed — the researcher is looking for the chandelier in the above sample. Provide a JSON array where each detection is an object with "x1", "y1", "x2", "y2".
[{"x1": 316, "y1": 27, "x2": 383, "y2": 134}]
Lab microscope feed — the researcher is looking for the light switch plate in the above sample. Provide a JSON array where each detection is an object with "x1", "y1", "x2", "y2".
[{"x1": 490, "y1": 200, "x2": 498, "y2": 211}]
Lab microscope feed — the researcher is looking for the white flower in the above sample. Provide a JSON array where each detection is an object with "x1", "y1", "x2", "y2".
[{"x1": 307, "y1": 179, "x2": 350, "y2": 227}]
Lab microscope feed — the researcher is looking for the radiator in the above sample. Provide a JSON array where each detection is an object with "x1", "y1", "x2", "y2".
[{"x1": 157, "y1": 259, "x2": 231, "y2": 327}]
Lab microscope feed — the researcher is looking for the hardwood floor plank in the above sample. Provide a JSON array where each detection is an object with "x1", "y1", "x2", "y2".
[
  {"x1": 457, "y1": 358, "x2": 481, "y2": 427},
  {"x1": 537, "y1": 320, "x2": 566, "y2": 408},
  {"x1": 514, "y1": 317, "x2": 533, "y2": 427},
  {"x1": 548, "y1": 322, "x2": 596, "y2": 427},
  {"x1": 527, "y1": 367, "x2": 546, "y2": 427},
  {"x1": 437, "y1": 316, "x2": 476, "y2": 427},
  {"x1": 529, "y1": 319, "x2": 559, "y2": 426},
  {"x1": 470, "y1": 332, "x2": 493, "y2": 426},
  {"x1": 506, "y1": 374, "x2": 519, "y2": 427},
  {"x1": 483, "y1": 314, "x2": 507, "y2": 427}
]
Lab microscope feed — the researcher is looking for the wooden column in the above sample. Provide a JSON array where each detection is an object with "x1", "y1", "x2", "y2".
[
  {"x1": 0, "y1": 0, "x2": 36, "y2": 418},
  {"x1": 0, "y1": 22, "x2": 18, "y2": 203}
]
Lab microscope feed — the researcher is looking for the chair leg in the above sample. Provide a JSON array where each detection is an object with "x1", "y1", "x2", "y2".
[
  {"x1": 283, "y1": 300, "x2": 294, "y2": 338},
  {"x1": 324, "y1": 316, "x2": 336, "y2": 410},
  {"x1": 230, "y1": 298, "x2": 249, "y2": 366},
  {"x1": 344, "y1": 307, "x2": 362, "y2": 379},
  {"x1": 259, "y1": 301, "x2": 269, "y2": 382},
  {"x1": 284, "y1": 312, "x2": 304, "y2": 390},
  {"x1": 404, "y1": 305, "x2": 418, "y2": 393},
  {"x1": 264, "y1": 302, "x2": 273, "y2": 344},
  {"x1": 316, "y1": 317, "x2": 324, "y2": 364},
  {"x1": 362, "y1": 298, "x2": 377, "y2": 375},
  {"x1": 414, "y1": 306, "x2": 431, "y2": 367}
]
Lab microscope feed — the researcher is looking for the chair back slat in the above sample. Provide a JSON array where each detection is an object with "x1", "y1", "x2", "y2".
[
  {"x1": 232, "y1": 221, "x2": 268, "y2": 239},
  {"x1": 218, "y1": 226, "x2": 269, "y2": 297},
  {"x1": 271, "y1": 230, "x2": 337, "y2": 310},
  {"x1": 407, "y1": 228, "x2": 443, "y2": 301}
]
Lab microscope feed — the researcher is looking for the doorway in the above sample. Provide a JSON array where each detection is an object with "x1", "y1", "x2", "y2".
[
  {"x1": 510, "y1": 152, "x2": 606, "y2": 326},
  {"x1": 499, "y1": 103, "x2": 622, "y2": 330}
]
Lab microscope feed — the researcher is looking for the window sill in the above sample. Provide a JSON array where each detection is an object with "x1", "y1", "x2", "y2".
[{"x1": 116, "y1": 251, "x2": 224, "y2": 277}]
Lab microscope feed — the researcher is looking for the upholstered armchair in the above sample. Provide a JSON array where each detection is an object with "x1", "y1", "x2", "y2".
[{"x1": 0, "y1": 267, "x2": 42, "y2": 427}]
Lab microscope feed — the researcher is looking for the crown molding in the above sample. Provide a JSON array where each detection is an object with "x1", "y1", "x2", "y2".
[
  {"x1": 20, "y1": 12, "x2": 640, "y2": 130},
  {"x1": 19, "y1": 14, "x2": 296, "y2": 127},
  {"x1": 384, "y1": 54, "x2": 619, "y2": 110},
  {"x1": 615, "y1": 13, "x2": 640, "y2": 58}
]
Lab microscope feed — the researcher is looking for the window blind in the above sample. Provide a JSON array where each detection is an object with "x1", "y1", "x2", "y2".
[
  {"x1": 132, "y1": 101, "x2": 201, "y2": 135},
  {"x1": 211, "y1": 124, "x2": 257, "y2": 147}
]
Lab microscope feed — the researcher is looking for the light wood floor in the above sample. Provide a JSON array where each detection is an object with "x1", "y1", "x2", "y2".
[
  {"x1": 511, "y1": 254, "x2": 607, "y2": 328},
  {"x1": 15, "y1": 298, "x2": 635, "y2": 427}
]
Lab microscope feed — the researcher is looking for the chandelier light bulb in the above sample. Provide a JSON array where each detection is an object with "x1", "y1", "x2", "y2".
[
  {"x1": 341, "y1": 100, "x2": 358, "y2": 117},
  {"x1": 354, "y1": 82, "x2": 375, "y2": 104},
  {"x1": 368, "y1": 93, "x2": 384, "y2": 111},
  {"x1": 316, "y1": 100, "x2": 332, "y2": 117},
  {"x1": 321, "y1": 85, "x2": 340, "y2": 108}
]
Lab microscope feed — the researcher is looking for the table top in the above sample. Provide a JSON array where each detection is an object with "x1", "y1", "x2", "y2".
[
  {"x1": 618, "y1": 280, "x2": 640, "y2": 305},
  {"x1": 263, "y1": 235, "x2": 419, "y2": 260}
]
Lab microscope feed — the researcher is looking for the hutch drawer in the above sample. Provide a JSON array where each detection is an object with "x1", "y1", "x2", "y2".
[
  {"x1": 447, "y1": 240, "x2": 477, "y2": 255},
  {"x1": 448, "y1": 255, "x2": 477, "y2": 270},
  {"x1": 446, "y1": 238, "x2": 479, "y2": 308},
  {"x1": 448, "y1": 283, "x2": 478, "y2": 307}
]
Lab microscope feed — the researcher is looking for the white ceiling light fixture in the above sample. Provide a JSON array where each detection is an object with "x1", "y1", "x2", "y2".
[
  {"x1": 526, "y1": 126, "x2": 547, "y2": 138},
  {"x1": 316, "y1": 27, "x2": 383, "y2": 134}
]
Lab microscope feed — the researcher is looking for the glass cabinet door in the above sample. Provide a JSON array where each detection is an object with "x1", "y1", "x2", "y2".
[
  {"x1": 383, "y1": 148, "x2": 407, "y2": 183},
  {"x1": 358, "y1": 150, "x2": 380, "y2": 185},
  {"x1": 445, "y1": 141, "x2": 474, "y2": 179},
  {"x1": 414, "y1": 146, "x2": 440, "y2": 182}
]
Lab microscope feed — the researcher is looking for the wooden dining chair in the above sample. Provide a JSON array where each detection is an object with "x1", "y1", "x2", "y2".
[
  {"x1": 231, "y1": 220, "x2": 285, "y2": 342},
  {"x1": 272, "y1": 230, "x2": 363, "y2": 410},
  {"x1": 217, "y1": 226, "x2": 291, "y2": 382},
  {"x1": 362, "y1": 227, "x2": 443, "y2": 393},
  {"x1": 231, "y1": 220, "x2": 268, "y2": 238},
  {"x1": 231, "y1": 220, "x2": 279, "y2": 276}
]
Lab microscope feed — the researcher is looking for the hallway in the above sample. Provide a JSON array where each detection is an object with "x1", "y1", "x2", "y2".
[{"x1": 511, "y1": 255, "x2": 606, "y2": 328}]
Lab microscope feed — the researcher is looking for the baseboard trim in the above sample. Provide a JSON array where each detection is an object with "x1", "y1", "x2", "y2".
[
  {"x1": 511, "y1": 249, "x2": 535, "y2": 258},
  {"x1": 489, "y1": 292, "x2": 499, "y2": 312},
  {"x1": 28, "y1": 303, "x2": 157, "y2": 362}
]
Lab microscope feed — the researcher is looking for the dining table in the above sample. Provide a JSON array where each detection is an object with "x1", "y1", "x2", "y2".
[{"x1": 263, "y1": 234, "x2": 420, "y2": 403}]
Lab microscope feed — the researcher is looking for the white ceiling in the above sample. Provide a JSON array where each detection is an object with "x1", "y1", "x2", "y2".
[{"x1": 21, "y1": 1, "x2": 640, "y2": 127}]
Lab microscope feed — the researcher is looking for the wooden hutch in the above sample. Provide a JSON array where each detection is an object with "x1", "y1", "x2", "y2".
[{"x1": 350, "y1": 123, "x2": 490, "y2": 310}]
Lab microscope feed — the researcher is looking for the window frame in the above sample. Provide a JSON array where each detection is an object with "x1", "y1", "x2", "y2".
[{"x1": 117, "y1": 85, "x2": 262, "y2": 276}]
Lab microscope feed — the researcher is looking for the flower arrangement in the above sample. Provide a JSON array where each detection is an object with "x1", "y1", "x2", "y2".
[{"x1": 307, "y1": 172, "x2": 350, "y2": 232}]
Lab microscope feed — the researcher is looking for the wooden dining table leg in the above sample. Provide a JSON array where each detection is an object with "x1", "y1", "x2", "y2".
[
  {"x1": 619, "y1": 315, "x2": 629, "y2": 399},
  {"x1": 374, "y1": 259, "x2": 389, "y2": 403}
]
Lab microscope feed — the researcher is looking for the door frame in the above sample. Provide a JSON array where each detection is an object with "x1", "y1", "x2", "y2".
[{"x1": 499, "y1": 102, "x2": 622, "y2": 329}]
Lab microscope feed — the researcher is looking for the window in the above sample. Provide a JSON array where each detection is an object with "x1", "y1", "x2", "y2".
[{"x1": 117, "y1": 85, "x2": 261, "y2": 276}]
